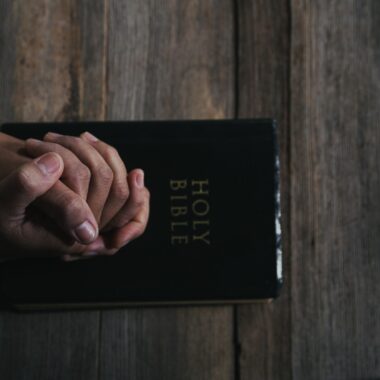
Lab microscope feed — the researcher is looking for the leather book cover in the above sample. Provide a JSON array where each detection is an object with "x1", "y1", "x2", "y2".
[{"x1": 0, "y1": 119, "x2": 282, "y2": 310}]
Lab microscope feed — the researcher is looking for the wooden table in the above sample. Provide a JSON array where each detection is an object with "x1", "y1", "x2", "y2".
[{"x1": 0, "y1": 1, "x2": 379, "y2": 379}]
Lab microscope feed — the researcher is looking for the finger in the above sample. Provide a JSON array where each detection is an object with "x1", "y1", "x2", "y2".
[
  {"x1": 0, "y1": 153, "x2": 85, "y2": 257},
  {"x1": 61, "y1": 250, "x2": 105, "y2": 262},
  {"x1": 0, "y1": 152, "x2": 99, "y2": 258},
  {"x1": 34, "y1": 180, "x2": 99, "y2": 245},
  {"x1": 103, "y1": 169, "x2": 148, "y2": 231},
  {"x1": 61, "y1": 245, "x2": 119, "y2": 261},
  {"x1": 25, "y1": 138, "x2": 91, "y2": 199},
  {"x1": 81, "y1": 169, "x2": 150, "y2": 254},
  {"x1": 75, "y1": 169, "x2": 150, "y2": 255},
  {"x1": 80, "y1": 131, "x2": 129, "y2": 229},
  {"x1": 0, "y1": 152, "x2": 63, "y2": 227},
  {"x1": 16, "y1": 203, "x2": 91, "y2": 257},
  {"x1": 106, "y1": 197, "x2": 150, "y2": 249},
  {"x1": 43, "y1": 132, "x2": 114, "y2": 224}
]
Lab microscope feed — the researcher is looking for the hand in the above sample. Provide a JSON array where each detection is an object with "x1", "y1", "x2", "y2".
[
  {"x1": 0, "y1": 131, "x2": 150, "y2": 261},
  {"x1": 0, "y1": 134, "x2": 100, "y2": 260},
  {"x1": 0, "y1": 152, "x2": 77, "y2": 260},
  {"x1": 25, "y1": 131, "x2": 150, "y2": 261}
]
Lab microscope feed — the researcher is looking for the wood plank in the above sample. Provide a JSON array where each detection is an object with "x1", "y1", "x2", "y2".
[
  {"x1": 290, "y1": 1, "x2": 380, "y2": 378},
  {"x1": 101, "y1": 308, "x2": 233, "y2": 379},
  {"x1": 106, "y1": 0, "x2": 234, "y2": 120},
  {"x1": 0, "y1": 311, "x2": 99, "y2": 380},
  {"x1": 0, "y1": 0, "x2": 16, "y2": 125},
  {"x1": 235, "y1": 1, "x2": 291, "y2": 379},
  {"x1": 0, "y1": 0, "x2": 106, "y2": 378},
  {"x1": 100, "y1": 1, "x2": 235, "y2": 379}
]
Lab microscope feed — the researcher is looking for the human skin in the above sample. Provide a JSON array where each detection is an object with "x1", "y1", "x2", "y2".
[{"x1": 0, "y1": 131, "x2": 150, "y2": 262}]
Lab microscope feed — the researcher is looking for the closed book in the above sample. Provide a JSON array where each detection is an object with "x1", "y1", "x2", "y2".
[{"x1": 0, "y1": 119, "x2": 282, "y2": 310}]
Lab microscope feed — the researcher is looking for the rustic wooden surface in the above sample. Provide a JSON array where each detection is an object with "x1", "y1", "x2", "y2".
[
  {"x1": 101, "y1": 1, "x2": 234, "y2": 379},
  {"x1": 0, "y1": 1, "x2": 103, "y2": 379},
  {"x1": 236, "y1": 1, "x2": 291, "y2": 379},
  {"x1": 291, "y1": 1, "x2": 380, "y2": 379},
  {"x1": 0, "y1": 1, "x2": 379, "y2": 379}
]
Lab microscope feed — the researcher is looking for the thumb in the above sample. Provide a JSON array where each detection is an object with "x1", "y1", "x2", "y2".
[{"x1": 0, "y1": 152, "x2": 63, "y2": 223}]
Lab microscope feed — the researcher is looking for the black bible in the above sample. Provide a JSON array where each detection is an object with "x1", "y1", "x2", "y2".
[{"x1": 0, "y1": 119, "x2": 282, "y2": 310}]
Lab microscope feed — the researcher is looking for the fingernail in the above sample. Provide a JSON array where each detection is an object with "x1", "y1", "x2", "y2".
[
  {"x1": 73, "y1": 220, "x2": 97, "y2": 243},
  {"x1": 36, "y1": 153, "x2": 61, "y2": 175},
  {"x1": 136, "y1": 170, "x2": 144, "y2": 188},
  {"x1": 83, "y1": 131, "x2": 98, "y2": 142},
  {"x1": 45, "y1": 132, "x2": 61, "y2": 139}
]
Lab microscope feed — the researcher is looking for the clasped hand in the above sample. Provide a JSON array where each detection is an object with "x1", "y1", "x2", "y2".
[{"x1": 0, "y1": 131, "x2": 150, "y2": 262}]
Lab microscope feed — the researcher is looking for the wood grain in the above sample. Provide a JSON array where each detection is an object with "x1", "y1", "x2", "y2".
[
  {"x1": 100, "y1": 308, "x2": 233, "y2": 380},
  {"x1": 100, "y1": 1, "x2": 235, "y2": 379},
  {"x1": 0, "y1": 0, "x2": 106, "y2": 378},
  {"x1": 106, "y1": 0, "x2": 234, "y2": 120},
  {"x1": 291, "y1": 1, "x2": 380, "y2": 378},
  {"x1": 236, "y1": 1, "x2": 291, "y2": 379},
  {"x1": 0, "y1": 0, "x2": 15, "y2": 125},
  {"x1": 0, "y1": 311, "x2": 99, "y2": 380},
  {"x1": 1, "y1": 1, "x2": 380, "y2": 378}
]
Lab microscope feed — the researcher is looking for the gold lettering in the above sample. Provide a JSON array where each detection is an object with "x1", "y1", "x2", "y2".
[
  {"x1": 192, "y1": 220, "x2": 210, "y2": 230},
  {"x1": 193, "y1": 230, "x2": 210, "y2": 245},
  {"x1": 171, "y1": 206, "x2": 187, "y2": 217},
  {"x1": 171, "y1": 221, "x2": 189, "y2": 231},
  {"x1": 171, "y1": 236, "x2": 189, "y2": 245},
  {"x1": 170, "y1": 179, "x2": 187, "y2": 190},
  {"x1": 192, "y1": 199, "x2": 209, "y2": 216},
  {"x1": 192, "y1": 179, "x2": 209, "y2": 195},
  {"x1": 170, "y1": 178, "x2": 211, "y2": 246}
]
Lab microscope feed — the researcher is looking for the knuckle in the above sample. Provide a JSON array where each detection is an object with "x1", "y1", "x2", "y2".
[
  {"x1": 61, "y1": 195, "x2": 86, "y2": 220},
  {"x1": 112, "y1": 181, "x2": 129, "y2": 201},
  {"x1": 42, "y1": 141, "x2": 60, "y2": 150},
  {"x1": 72, "y1": 136, "x2": 83, "y2": 145},
  {"x1": 65, "y1": 136, "x2": 86, "y2": 148},
  {"x1": 76, "y1": 165, "x2": 91, "y2": 181},
  {"x1": 97, "y1": 165, "x2": 114, "y2": 182},
  {"x1": 143, "y1": 187, "x2": 150, "y2": 199},
  {"x1": 136, "y1": 198, "x2": 145, "y2": 208},
  {"x1": 136, "y1": 189, "x2": 150, "y2": 207},
  {"x1": 51, "y1": 141, "x2": 64, "y2": 149},
  {"x1": 102, "y1": 145, "x2": 118, "y2": 161}
]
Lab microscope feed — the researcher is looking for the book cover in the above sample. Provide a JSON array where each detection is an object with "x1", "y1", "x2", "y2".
[{"x1": 0, "y1": 119, "x2": 282, "y2": 310}]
